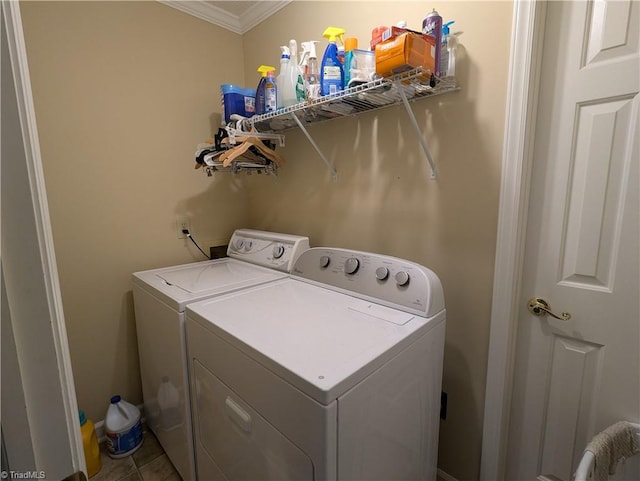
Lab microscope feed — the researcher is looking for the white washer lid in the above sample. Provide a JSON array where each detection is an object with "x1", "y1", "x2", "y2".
[
  {"x1": 186, "y1": 278, "x2": 445, "y2": 404},
  {"x1": 133, "y1": 258, "x2": 284, "y2": 312}
]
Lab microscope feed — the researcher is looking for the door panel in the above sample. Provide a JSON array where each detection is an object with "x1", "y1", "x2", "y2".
[
  {"x1": 561, "y1": 95, "x2": 636, "y2": 290},
  {"x1": 506, "y1": 1, "x2": 639, "y2": 479}
]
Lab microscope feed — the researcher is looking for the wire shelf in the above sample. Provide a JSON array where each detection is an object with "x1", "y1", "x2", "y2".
[{"x1": 248, "y1": 67, "x2": 459, "y2": 132}]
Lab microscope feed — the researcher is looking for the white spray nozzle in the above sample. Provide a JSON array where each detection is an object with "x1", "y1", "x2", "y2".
[
  {"x1": 288, "y1": 39, "x2": 297, "y2": 59},
  {"x1": 301, "y1": 40, "x2": 319, "y2": 60},
  {"x1": 280, "y1": 45, "x2": 290, "y2": 58}
]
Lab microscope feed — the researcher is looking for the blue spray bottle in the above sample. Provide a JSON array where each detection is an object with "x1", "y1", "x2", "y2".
[
  {"x1": 320, "y1": 27, "x2": 345, "y2": 96},
  {"x1": 440, "y1": 21, "x2": 455, "y2": 78},
  {"x1": 255, "y1": 65, "x2": 277, "y2": 114}
]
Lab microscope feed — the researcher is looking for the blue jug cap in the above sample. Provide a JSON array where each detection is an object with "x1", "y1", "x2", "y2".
[
  {"x1": 110, "y1": 395, "x2": 121, "y2": 404},
  {"x1": 79, "y1": 409, "x2": 87, "y2": 426}
]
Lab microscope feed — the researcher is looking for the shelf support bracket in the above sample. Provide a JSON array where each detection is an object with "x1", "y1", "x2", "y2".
[
  {"x1": 395, "y1": 81, "x2": 437, "y2": 179},
  {"x1": 292, "y1": 112, "x2": 338, "y2": 181}
]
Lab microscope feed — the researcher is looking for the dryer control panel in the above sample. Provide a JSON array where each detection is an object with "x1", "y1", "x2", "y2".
[
  {"x1": 227, "y1": 229, "x2": 310, "y2": 272},
  {"x1": 292, "y1": 247, "x2": 445, "y2": 317}
]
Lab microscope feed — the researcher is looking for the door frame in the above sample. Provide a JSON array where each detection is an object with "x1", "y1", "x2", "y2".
[
  {"x1": 2, "y1": 1, "x2": 85, "y2": 477},
  {"x1": 479, "y1": 1, "x2": 548, "y2": 480}
]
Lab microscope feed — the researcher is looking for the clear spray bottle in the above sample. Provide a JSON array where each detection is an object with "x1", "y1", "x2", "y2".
[{"x1": 301, "y1": 41, "x2": 321, "y2": 100}]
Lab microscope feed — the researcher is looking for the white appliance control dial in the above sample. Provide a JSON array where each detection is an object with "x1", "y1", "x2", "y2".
[
  {"x1": 375, "y1": 267, "x2": 390, "y2": 281},
  {"x1": 395, "y1": 271, "x2": 410, "y2": 286},
  {"x1": 292, "y1": 248, "x2": 444, "y2": 317},
  {"x1": 227, "y1": 229, "x2": 310, "y2": 272},
  {"x1": 344, "y1": 257, "x2": 360, "y2": 275},
  {"x1": 273, "y1": 245, "x2": 285, "y2": 259}
]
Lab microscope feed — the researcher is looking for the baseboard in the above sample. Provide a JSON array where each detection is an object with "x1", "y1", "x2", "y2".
[
  {"x1": 437, "y1": 468, "x2": 460, "y2": 481},
  {"x1": 94, "y1": 403, "x2": 145, "y2": 443}
]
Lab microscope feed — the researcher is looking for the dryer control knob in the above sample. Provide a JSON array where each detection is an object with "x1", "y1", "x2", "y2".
[
  {"x1": 320, "y1": 255, "x2": 331, "y2": 268},
  {"x1": 243, "y1": 240, "x2": 253, "y2": 252},
  {"x1": 344, "y1": 257, "x2": 360, "y2": 275},
  {"x1": 375, "y1": 267, "x2": 390, "y2": 280},
  {"x1": 234, "y1": 239, "x2": 245, "y2": 250},
  {"x1": 395, "y1": 271, "x2": 410, "y2": 286},
  {"x1": 273, "y1": 245, "x2": 285, "y2": 259}
]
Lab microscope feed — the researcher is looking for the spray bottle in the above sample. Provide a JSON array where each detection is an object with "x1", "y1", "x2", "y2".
[
  {"x1": 288, "y1": 39, "x2": 306, "y2": 104},
  {"x1": 301, "y1": 40, "x2": 321, "y2": 100},
  {"x1": 440, "y1": 21, "x2": 455, "y2": 77},
  {"x1": 296, "y1": 42, "x2": 307, "y2": 102},
  {"x1": 446, "y1": 26, "x2": 460, "y2": 78},
  {"x1": 277, "y1": 46, "x2": 296, "y2": 108},
  {"x1": 256, "y1": 65, "x2": 277, "y2": 114},
  {"x1": 320, "y1": 27, "x2": 345, "y2": 96}
]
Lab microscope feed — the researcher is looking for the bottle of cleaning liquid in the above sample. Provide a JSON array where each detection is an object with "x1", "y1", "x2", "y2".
[
  {"x1": 79, "y1": 409, "x2": 101, "y2": 477},
  {"x1": 440, "y1": 21, "x2": 455, "y2": 77},
  {"x1": 302, "y1": 41, "x2": 321, "y2": 100},
  {"x1": 343, "y1": 36, "x2": 358, "y2": 89},
  {"x1": 255, "y1": 65, "x2": 277, "y2": 114},
  {"x1": 264, "y1": 69, "x2": 277, "y2": 112},
  {"x1": 320, "y1": 27, "x2": 346, "y2": 96},
  {"x1": 289, "y1": 39, "x2": 305, "y2": 103},
  {"x1": 277, "y1": 46, "x2": 295, "y2": 108},
  {"x1": 104, "y1": 395, "x2": 143, "y2": 459},
  {"x1": 446, "y1": 27, "x2": 459, "y2": 78}
]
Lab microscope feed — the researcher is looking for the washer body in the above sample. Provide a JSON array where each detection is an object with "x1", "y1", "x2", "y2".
[
  {"x1": 132, "y1": 230, "x2": 309, "y2": 481},
  {"x1": 186, "y1": 247, "x2": 446, "y2": 480}
]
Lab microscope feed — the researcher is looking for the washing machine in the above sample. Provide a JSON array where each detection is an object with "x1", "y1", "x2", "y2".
[
  {"x1": 186, "y1": 247, "x2": 446, "y2": 480},
  {"x1": 132, "y1": 229, "x2": 309, "y2": 481}
]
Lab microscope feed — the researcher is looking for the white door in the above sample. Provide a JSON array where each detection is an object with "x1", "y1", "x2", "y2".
[
  {"x1": 505, "y1": 1, "x2": 639, "y2": 480},
  {"x1": 1, "y1": 3, "x2": 85, "y2": 479}
]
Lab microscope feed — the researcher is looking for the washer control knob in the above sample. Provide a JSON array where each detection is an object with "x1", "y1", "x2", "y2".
[
  {"x1": 320, "y1": 255, "x2": 331, "y2": 268},
  {"x1": 234, "y1": 239, "x2": 245, "y2": 250},
  {"x1": 395, "y1": 271, "x2": 410, "y2": 286},
  {"x1": 344, "y1": 257, "x2": 360, "y2": 275},
  {"x1": 243, "y1": 240, "x2": 253, "y2": 252},
  {"x1": 375, "y1": 267, "x2": 390, "y2": 280},
  {"x1": 273, "y1": 245, "x2": 285, "y2": 259}
]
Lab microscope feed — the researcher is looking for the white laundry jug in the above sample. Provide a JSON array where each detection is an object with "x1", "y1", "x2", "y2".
[{"x1": 104, "y1": 395, "x2": 143, "y2": 458}]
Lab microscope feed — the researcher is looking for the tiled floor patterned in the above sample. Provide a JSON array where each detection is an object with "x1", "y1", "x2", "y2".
[{"x1": 90, "y1": 427, "x2": 180, "y2": 481}]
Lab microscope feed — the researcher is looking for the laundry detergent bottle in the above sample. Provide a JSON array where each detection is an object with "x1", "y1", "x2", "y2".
[
  {"x1": 79, "y1": 409, "x2": 101, "y2": 477},
  {"x1": 320, "y1": 27, "x2": 345, "y2": 96}
]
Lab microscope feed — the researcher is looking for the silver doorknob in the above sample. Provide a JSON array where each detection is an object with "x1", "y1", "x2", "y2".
[{"x1": 528, "y1": 297, "x2": 571, "y2": 321}]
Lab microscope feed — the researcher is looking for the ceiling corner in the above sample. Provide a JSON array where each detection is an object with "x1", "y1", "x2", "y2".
[
  {"x1": 237, "y1": 1, "x2": 291, "y2": 34},
  {"x1": 158, "y1": 1, "x2": 292, "y2": 35}
]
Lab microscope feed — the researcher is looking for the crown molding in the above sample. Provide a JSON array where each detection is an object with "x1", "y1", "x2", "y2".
[{"x1": 159, "y1": 1, "x2": 292, "y2": 34}]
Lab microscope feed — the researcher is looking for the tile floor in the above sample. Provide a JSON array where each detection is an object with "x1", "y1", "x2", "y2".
[{"x1": 90, "y1": 427, "x2": 181, "y2": 481}]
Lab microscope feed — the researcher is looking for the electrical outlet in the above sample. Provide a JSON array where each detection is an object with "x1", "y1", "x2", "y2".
[{"x1": 176, "y1": 218, "x2": 190, "y2": 239}]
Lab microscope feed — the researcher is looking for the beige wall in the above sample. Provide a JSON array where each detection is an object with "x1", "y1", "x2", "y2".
[
  {"x1": 242, "y1": 2, "x2": 513, "y2": 479},
  {"x1": 21, "y1": 1, "x2": 513, "y2": 480},
  {"x1": 20, "y1": 1, "x2": 249, "y2": 423}
]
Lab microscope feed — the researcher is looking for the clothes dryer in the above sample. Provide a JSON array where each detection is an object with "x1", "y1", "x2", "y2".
[
  {"x1": 186, "y1": 247, "x2": 446, "y2": 480},
  {"x1": 132, "y1": 229, "x2": 309, "y2": 481}
]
